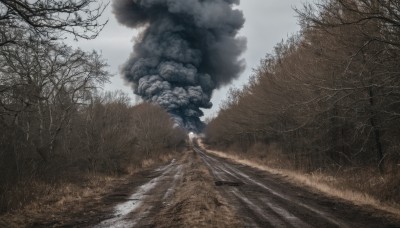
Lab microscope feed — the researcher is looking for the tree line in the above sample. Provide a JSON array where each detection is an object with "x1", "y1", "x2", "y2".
[
  {"x1": 0, "y1": 0, "x2": 186, "y2": 213},
  {"x1": 205, "y1": 0, "x2": 400, "y2": 174}
]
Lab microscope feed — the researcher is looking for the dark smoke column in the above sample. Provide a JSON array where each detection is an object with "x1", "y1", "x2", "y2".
[{"x1": 113, "y1": 0, "x2": 246, "y2": 132}]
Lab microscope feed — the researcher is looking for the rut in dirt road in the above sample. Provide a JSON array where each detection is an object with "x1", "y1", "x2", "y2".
[
  {"x1": 93, "y1": 150, "x2": 240, "y2": 228},
  {"x1": 194, "y1": 145, "x2": 400, "y2": 228},
  {"x1": 95, "y1": 159, "x2": 183, "y2": 228}
]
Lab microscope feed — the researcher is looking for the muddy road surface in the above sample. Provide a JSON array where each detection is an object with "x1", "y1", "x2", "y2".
[
  {"x1": 194, "y1": 145, "x2": 400, "y2": 228},
  {"x1": 94, "y1": 159, "x2": 184, "y2": 228},
  {"x1": 28, "y1": 145, "x2": 400, "y2": 227}
]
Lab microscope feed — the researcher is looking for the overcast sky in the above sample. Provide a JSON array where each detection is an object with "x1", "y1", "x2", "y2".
[{"x1": 68, "y1": 0, "x2": 304, "y2": 119}]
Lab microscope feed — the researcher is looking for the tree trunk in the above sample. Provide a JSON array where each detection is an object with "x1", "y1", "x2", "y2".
[{"x1": 369, "y1": 87, "x2": 384, "y2": 173}]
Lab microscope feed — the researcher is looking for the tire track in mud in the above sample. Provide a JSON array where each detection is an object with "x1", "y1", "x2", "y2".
[
  {"x1": 94, "y1": 159, "x2": 184, "y2": 228},
  {"x1": 94, "y1": 150, "x2": 240, "y2": 228},
  {"x1": 194, "y1": 145, "x2": 400, "y2": 228}
]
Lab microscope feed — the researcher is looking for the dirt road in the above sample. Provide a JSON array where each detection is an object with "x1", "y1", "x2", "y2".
[
  {"x1": 29, "y1": 145, "x2": 400, "y2": 227},
  {"x1": 194, "y1": 145, "x2": 400, "y2": 228},
  {"x1": 93, "y1": 150, "x2": 239, "y2": 227}
]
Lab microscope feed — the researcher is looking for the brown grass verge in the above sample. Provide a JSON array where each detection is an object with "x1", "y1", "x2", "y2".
[
  {"x1": 0, "y1": 153, "x2": 176, "y2": 228},
  {"x1": 154, "y1": 150, "x2": 242, "y2": 227},
  {"x1": 198, "y1": 141, "x2": 400, "y2": 218}
]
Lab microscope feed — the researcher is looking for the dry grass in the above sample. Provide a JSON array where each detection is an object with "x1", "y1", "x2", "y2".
[
  {"x1": 0, "y1": 174, "x2": 122, "y2": 227},
  {"x1": 0, "y1": 153, "x2": 177, "y2": 227},
  {"x1": 140, "y1": 153, "x2": 175, "y2": 169},
  {"x1": 199, "y1": 141, "x2": 400, "y2": 218},
  {"x1": 155, "y1": 150, "x2": 241, "y2": 227}
]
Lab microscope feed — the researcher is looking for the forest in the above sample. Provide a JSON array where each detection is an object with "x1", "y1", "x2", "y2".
[
  {"x1": 205, "y1": 0, "x2": 400, "y2": 204},
  {"x1": 0, "y1": 0, "x2": 186, "y2": 214}
]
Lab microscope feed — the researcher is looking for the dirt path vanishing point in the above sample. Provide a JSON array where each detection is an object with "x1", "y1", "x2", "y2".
[{"x1": 27, "y1": 143, "x2": 400, "y2": 227}]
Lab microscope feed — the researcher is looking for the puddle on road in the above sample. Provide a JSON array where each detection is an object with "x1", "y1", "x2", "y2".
[
  {"x1": 94, "y1": 177, "x2": 160, "y2": 228},
  {"x1": 94, "y1": 160, "x2": 176, "y2": 228},
  {"x1": 115, "y1": 178, "x2": 159, "y2": 216}
]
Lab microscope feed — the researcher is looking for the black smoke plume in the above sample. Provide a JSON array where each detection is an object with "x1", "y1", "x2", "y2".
[{"x1": 113, "y1": 0, "x2": 246, "y2": 132}]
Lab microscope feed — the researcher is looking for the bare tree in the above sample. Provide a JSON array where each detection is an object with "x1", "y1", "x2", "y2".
[
  {"x1": 0, "y1": 0, "x2": 109, "y2": 46},
  {"x1": 0, "y1": 38, "x2": 109, "y2": 161}
]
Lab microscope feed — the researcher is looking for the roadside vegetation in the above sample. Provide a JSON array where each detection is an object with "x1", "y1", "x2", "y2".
[
  {"x1": 205, "y1": 0, "x2": 400, "y2": 210},
  {"x1": 0, "y1": 0, "x2": 186, "y2": 217}
]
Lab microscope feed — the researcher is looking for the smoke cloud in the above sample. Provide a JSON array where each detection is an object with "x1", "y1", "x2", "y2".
[{"x1": 113, "y1": 0, "x2": 246, "y2": 132}]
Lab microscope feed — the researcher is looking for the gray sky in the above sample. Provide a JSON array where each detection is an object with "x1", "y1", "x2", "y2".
[{"x1": 68, "y1": 1, "x2": 304, "y2": 119}]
